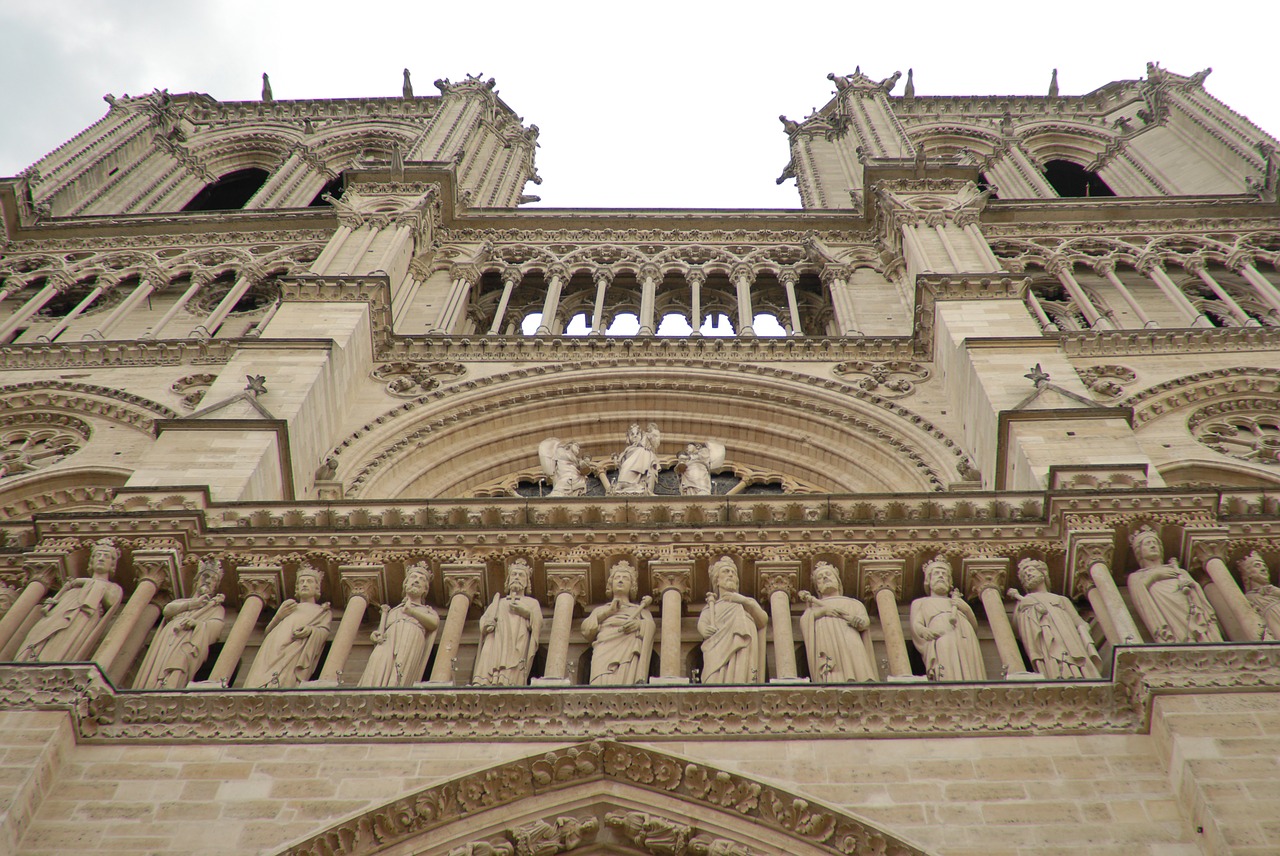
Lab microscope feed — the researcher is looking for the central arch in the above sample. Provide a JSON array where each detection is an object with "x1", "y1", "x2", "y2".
[{"x1": 279, "y1": 740, "x2": 935, "y2": 856}]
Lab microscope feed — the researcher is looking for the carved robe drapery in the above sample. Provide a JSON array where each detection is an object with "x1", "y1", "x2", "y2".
[
  {"x1": 698, "y1": 597, "x2": 766, "y2": 684},
  {"x1": 799, "y1": 594, "x2": 877, "y2": 682},
  {"x1": 1127, "y1": 565, "x2": 1222, "y2": 643},
  {"x1": 910, "y1": 595, "x2": 986, "y2": 681},
  {"x1": 360, "y1": 602, "x2": 439, "y2": 687},
  {"x1": 18, "y1": 576, "x2": 122, "y2": 662},
  {"x1": 243, "y1": 601, "x2": 332, "y2": 688},
  {"x1": 133, "y1": 597, "x2": 225, "y2": 689},
  {"x1": 473, "y1": 593, "x2": 542, "y2": 686},
  {"x1": 581, "y1": 601, "x2": 655, "y2": 685},
  {"x1": 1246, "y1": 584, "x2": 1280, "y2": 638},
  {"x1": 1013, "y1": 591, "x2": 1102, "y2": 679}
]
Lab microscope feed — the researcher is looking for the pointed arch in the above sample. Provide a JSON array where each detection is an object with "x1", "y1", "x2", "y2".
[{"x1": 280, "y1": 740, "x2": 935, "y2": 856}]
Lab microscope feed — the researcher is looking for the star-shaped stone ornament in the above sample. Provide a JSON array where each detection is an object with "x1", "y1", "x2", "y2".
[
  {"x1": 245, "y1": 375, "x2": 268, "y2": 397},
  {"x1": 1024, "y1": 364, "x2": 1051, "y2": 387}
]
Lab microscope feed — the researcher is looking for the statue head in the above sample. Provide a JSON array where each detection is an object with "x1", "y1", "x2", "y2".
[
  {"x1": 295, "y1": 563, "x2": 323, "y2": 600},
  {"x1": 403, "y1": 562, "x2": 432, "y2": 599},
  {"x1": 607, "y1": 560, "x2": 638, "y2": 600},
  {"x1": 88, "y1": 538, "x2": 121, "y2": 576},
  {"x1": 812, "y1": 561, "x2": 842, "y2": 596},
  {"x1": 1238, "y1": 551, "x2": 1270, "y2": 590},
  {"x1": 505, "y1": 559, "x2": 532, "y2": 595},
  {"x1": 195, "y1": 555, "x2": 224, "y2": 596},
  {"x1": 1017, "y1": 557, "x2": 1050, "y2": 591},
  {"x1": 923, "y1": 556, "x2": 953, "y2": 595},
  {"x1": 1129, "y1": 525, "x2": 1165, "y2": 567},
  {"x1": 626, "y1": 423, "x2": 642, "y2": 444},
  {"x1": 709, "y1": 557, "x2": 739, "y2": 595}
]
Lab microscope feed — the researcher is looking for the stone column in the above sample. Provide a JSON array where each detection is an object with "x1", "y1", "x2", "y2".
[
  {"x1": 89, "y1": 271, "x2": 164, "y2": 340},
  {"x1": 1073, "y1": 576, "x2": 1117, "y2": 652},
  {"x1": 687, "y1": 268, "x2": 705, "y2": 335},
  {"x1": 0, "y1": 556, "x2": 64, "y2": 654},
  {"x1": 106, "y1": 599, "x2": 164, "y2": 686},
  {"x1": 637, "y1": 264, "x2": 660, "y2": 335},
  {"x1": 191, "y1": 269, "x2": 262, "y2": 339},
  {"x1": 432, "y1": 264, "x2": 480, "y2": 334},
  {"x1": 821, "y1": 265, "x2": 862, "y2": 336},
  {"x1": 1097, "y1": 261, "x2": 1156, "y2": 328},
  {"x1": 1186, "y1": 258, "x2": 1258, "y2": 326},
  {"x1": 758, "y1": 562, "x2": 803, "y2": 682},
  {"x1": 428, "y1": 565, "x2": 483, "y2": 683},
  {"x1": 1138, "y1": 256, "x2": 1211, "y2": 327},
  {"x1": 487, "y1": 267, "x2": 521, "y2": 334},
  {"x1": 1232, "y1": 256, "x2": 1280, "y2": 316},
  {"x1": 206, "y1": 570, "x2": 280, "y2": 686},
  {"x1": 535, "y1": 264, "x2": 567, "y2": 335},
  {"x1": 143, "y1": 272, "x2": 212, "y2": 339},
  {"x1": 1185, "y1": 534, "x2": 1265, "y2": 642},
  {"x1": 860, "y1": 558, "x2": 910, "y2": 678},
  {"x1": 318, "y1": 566, "x2": 383, "y2": 682},
  {"x1": 650, "y1": 562, "x2": 692, "y2": 683},
  {"x1": 731, "y1": 264, "x2": 755, "y2": 336},
  {"x1": 93, "y1": 547, "x2": 178, "y2": 672},
  {"x1": 1047, "y1": 257, "x2": 1113, "y2": 330},
  {"x1": 779, "y1": 269, "x2": 803, "y2": 335},
  {"x1": 589, "y1": 269, "x2": 612, "y2": 335},
  {"x1": 1067, "y1": 534, "x2": 1141, "y2": 646},
  {"x1": 538, "y1": 564, "x2": 588, "y2": 684},
  {"x1": 0, "y1": 277, "x2": 64, "y2": 341},
  {"x1": 962, "y1": 557, "x2": 1028, "y2": 676},
  {"x1": 37, "y1": 279, "x2": 109, "y2": 343}
]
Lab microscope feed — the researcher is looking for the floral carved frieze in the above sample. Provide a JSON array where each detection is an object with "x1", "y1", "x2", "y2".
[
  {"x1": 1189, "y1": 399, "x2": 1280, "y2": 466},
  {"x1": 371, "y1": 361, "x2": 465, "y2": 397},
  {"x1": 832, "y1": 360, "x2": 929, "y2": 398},
  {"x1": 1078, "y1": 364, "x2": 1137, "y2": 400}
]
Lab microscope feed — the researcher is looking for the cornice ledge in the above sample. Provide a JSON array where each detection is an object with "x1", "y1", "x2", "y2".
[
  {"x1": 0, "y1": 338, "x2": 237, "y2": 371},
  {"x1": 1061, "y1": 326, "x2": 1280, "y2": 357}
]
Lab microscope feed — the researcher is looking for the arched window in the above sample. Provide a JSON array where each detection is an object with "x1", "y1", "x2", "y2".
[
  {"x1": 1043, "y1": 160, "x2": 1115, "y2": 198},
  {"x1": 182, "y1": 168, "x2": 270, "y2": 212},
  {"x1": 308, "y1": 174, "x2": 345, "y2": 207}
]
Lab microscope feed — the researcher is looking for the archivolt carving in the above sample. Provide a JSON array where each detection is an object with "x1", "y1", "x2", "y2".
[
  {"x1": 0, "y1": 474, "x2": 123, "y2": 521},
  {"x1": 1123, "y1": 367, "x2": 1280, "y2": 427},
  {"x1": 329, "y1": 361, "x2": 967, "y2": 498},
  {"x1": 268, "y1": 741, "x2": 932, "y2": 856},
  {"x1": 0, "y1": 381, "x2": 176, "y2": 434}
]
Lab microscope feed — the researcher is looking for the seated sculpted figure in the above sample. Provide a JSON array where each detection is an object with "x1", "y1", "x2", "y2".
[
  {"x1": 19, "y1": 538, "x2": 123, "y2": 663},
  {"x1": 698, "y1": 557, "x2": 768, "y2": 684},
  {"x1": 580, "y1": 560, "x2": 654, "y2": 685},
  {"x1": 910, "y1": 556, "x2": 986, "y2": 681},
  {"x1": 1240, "y1": 551, "x2": 1280, "y2": 639},
  {"x1": 1126, "y1": 525, "x2": 1222, "y2": 643},
  {"x1": 1008, "y1": 558, "x2": 1102, "y2": 679},
  {"x1": 798, "y1": 561, "x2": 877, "y2": 682},
  {"x1": 359, "y1": 562, "x2": 440, "y2": 687},
  {"x1": 133, "y1": 555, "x2": 226, "y2": 689},
  {"x1": 473, "y1": 559, "x2": 543, "y2": 686},
  {"x1": 611, "y1": 422, "x2": 660, "y2": 496},
  {"x1": 676, "y1": 441, "x2": 724, "y2": 496},
  {"x1": 538, "y1": 438, "x2": 593, "y2": 497},
  {"x1": 243, "y1": 564, "x2": 333, "y2": 688}
]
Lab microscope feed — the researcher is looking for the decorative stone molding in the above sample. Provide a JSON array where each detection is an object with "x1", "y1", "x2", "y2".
[
  {"x1": 650, "y1": 566, "x2": 692, "y2": 599},
  {"x1": 237, "y1": 570, "x2": 281, "y2": 608},
  {"x1": 338, "y1": 567, "x2": 383, "y2": 608},
  {"x1": 831, "y1": 360, "x2": 929, "y2": 398},
  {"x1": 961, "y1": 558, "x2": 1009, "y2": 599},
  {"x1": 544, "y1": 568, "x2": 588, "y2": 609}
]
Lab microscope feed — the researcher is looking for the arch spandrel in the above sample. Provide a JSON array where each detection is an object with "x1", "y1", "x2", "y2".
[
  {"x1": 279, "y1": 740, "x2": 936, "y2": 856},
  {"x1": 334, "y1": 364, "x2": 966, "y2": 499}
]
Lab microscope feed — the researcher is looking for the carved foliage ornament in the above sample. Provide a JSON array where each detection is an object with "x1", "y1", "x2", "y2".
[
  {"x1": 371, "y1": 361, "x2": 466, "y2": 398},
  {"x1": 0, "y1": 413, "x2": 90, "y2": 480},
  {"x1": 832, "y1": 360, "x2": 929, "y2": 398},
  {"x1": 1190, "y1": 399, "x2": 1280, "y2": 465}
]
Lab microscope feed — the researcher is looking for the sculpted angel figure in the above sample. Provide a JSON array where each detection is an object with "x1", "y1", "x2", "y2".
[
  {"x1": 243, "y1": 564, "x2": 333, "y2": 688},
  {"x1": 910, "y1": 556, "x2": 986, "y2": 681},
  {"x1": 133, "y1": 555, "x2": 225, "y2": 689},
  {"x1": 676, "y1": 441, "x2": 724, "y2": 496},
  {"x1": 19, "y1": 538, "x2": 123, "y2": 663},
  {"x1": 611, "y1": 422, "x2": 661, "y2": 495},
  {"x1": 538, "y1": 438, "x2": 592, "y2": 497},
  {"x1": 1240, "y1": 552, "x2": 1280, "y2": 639},
  {"x1": 359, "y1": 562, "x2": 439, "y2": 687},
  {"x1": 1007, "y1": 558, "x2": 1101, "y2": 680},
  {"x1": 698, "y1": 557, "x2": 768, "y2": 684},
  {"x1": 472, "y1": 559, "x2": 543, "y2": 686},
  {"x1": 1126, "y1": 525, "x2": 1222, "y2": 643},
  {"x1": 798, "y1": 561, "x2": 877, "y2": 683},
  {"x1": 580, "y1": 560, "x2": 654, "y2": 685}
]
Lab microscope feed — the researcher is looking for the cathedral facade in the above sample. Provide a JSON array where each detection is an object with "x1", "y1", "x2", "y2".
[{"x1": 1, "y1": 65, "x2": 1279, "y2": 855}]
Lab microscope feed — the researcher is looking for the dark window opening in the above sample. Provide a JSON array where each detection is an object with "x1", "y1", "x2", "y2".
[
  {"x1": 39, "y1": 278, "x2": 96, "y2": 318},
  {"x1": 977, "y1": 173, "x2": 999, "y2": 199},
  {"x1": 1043, "y1": 160, "x2": 1115, "y2": 198},
  {"x1": 182, "y1": 168, "x2": 270, "y2": 212},
  {"x1": 308, "y1": 174, "x2": 346, "y2": 207}
]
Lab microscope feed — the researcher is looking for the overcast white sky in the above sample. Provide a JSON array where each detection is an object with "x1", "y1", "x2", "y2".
[{"x1": 1, "y1": 1, "x2": 1276, "y2": 209}]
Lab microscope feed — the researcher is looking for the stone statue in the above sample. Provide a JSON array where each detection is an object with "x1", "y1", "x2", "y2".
[
  {"x1": 132, "y1": 555, "x2": 226, "y2": 689},
  {"x1": 909, "y1": 556, "x2": 986, "y2": 681},
  {"x1": 1007, "y1": 558, "x2": 1101, "y2": 680},
  {"x1": 243, "y1": 564, "x2": 332, "y2": 688},
  {"x1": 1126, "y1": 525, "x2": 1222, "y2": 643},
  {"x1": 447, "y1": 843, "x2": 513, "y2": 856},
  {"x1": 0, "y1": 581, "x2": 17, "y2": 617},
  {"x1": 689, "y1": 838, "x2": 758, "y2": 856},
  {"x1": 359, "y1": 562, "x2": 439, "y2": 687},
  {"x1": 18, "y1": 538, "x2": 123, "y2": 662},
  {"x1": 580, "y1": 561, "x2": 654, "y2": 685},
  {"x1": 402, "y1": 68, "x2": 414, "y2": 99},
  {"x1": 798, "y1": 561, "x2": 877, "y2": 683},
  {"x1": 538, "y1": 438, "x2": 592, "y2": 497},
  {"x1": 1240, "y1": 551, "x2": 1280, "y2": 639},
  {"x1": 610, "y1": 422, "x2": 661, "y2": 495},
  {"x1": 605, "y1": 810, "x2": 693, "y2": 855},
  {"x1": 509, "y1": 815, "x2": 599, "y2": 856},
  {"x1": 473, "y1": 559, "x2": 543, "y2": 686},
  {"x1": 698, "y1": 557, "x2": 768, "y2": 684},
  {"x1": 676, "y1": 441, "x2": 724, "y2": 496}
]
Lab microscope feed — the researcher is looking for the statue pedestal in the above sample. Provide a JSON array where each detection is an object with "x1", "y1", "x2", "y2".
[
  {"x1": 417, "y1": 680, "x2": 456, "y2": 689},
  {"x1": 1006, "y1": 670, "x2": 1044, "y2": 681},
  {"x1": 648, "y1": 676, "x2": 691, "y2": 686},
  {"x1": 530, "y1": 676, "x2": 572, "y2": 687},
  {"x1": 886, "y1": 674, "x2": 929, "y2": 683},
  {"x1": 769, "y1": 676, "x2": 811, "y2": 685}
]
